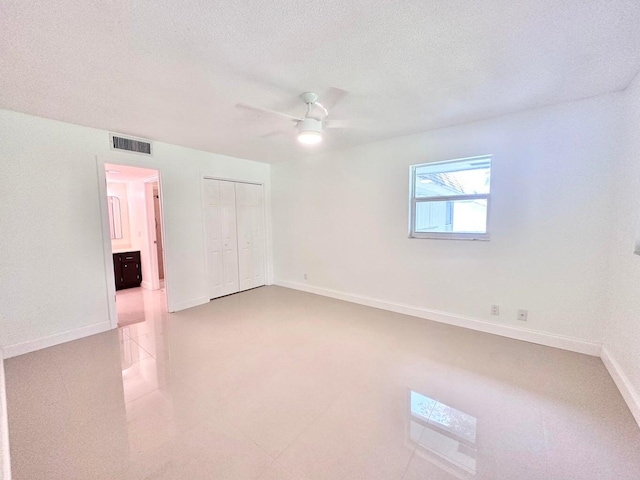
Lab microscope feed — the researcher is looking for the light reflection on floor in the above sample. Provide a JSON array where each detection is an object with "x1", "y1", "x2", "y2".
[{"x1": 409, "y1": 390, "x2": 477, "y2": 478}]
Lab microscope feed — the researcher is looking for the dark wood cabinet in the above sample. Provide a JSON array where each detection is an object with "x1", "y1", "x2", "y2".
[{"x1": 113, "y1": 251, "x2": 142, "y2": 290}]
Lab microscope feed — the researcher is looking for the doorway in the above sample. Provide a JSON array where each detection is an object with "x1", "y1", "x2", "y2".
[{"x1": 101, "y1": 163, "x2": 168, "y2": 328}]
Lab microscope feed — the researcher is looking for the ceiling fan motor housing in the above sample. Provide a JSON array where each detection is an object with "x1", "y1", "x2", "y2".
[{"x1": 297, "y1": 117, "x2": 322, "y2": 135}]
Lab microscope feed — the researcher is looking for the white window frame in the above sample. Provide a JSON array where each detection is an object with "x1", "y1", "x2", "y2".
[{"x1": 409, "y1": 155, "x2": 492, "y2": 241}]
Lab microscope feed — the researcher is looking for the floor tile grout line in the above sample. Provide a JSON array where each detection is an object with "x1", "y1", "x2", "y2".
[
  {"x1": 220, "y1": 387, "x2": 346, "y2": 480},
  {"x1": 120, "y1": 338, "x2": 153, "y2": 360},
  {"x1": 399, "y1": 440, "x2": 420, "y2": 480},
  {"x1": 269, "y1": 391, "x2": 346, "y2": 466},
  {"x1": 121, "y1": 367, "x2": 192, "y2": 407},
  {"x1": 122, "y1": 328, "x2": 151, "y2": 341},
  {"x1": 257, "y1": 386, "x2": 419, "y2": 478},
  {"x1": 128, "y1": 335, "x2": 156, "y2": 359},
  {"x1": 123, "y1": 385, "x2": 163, "y2": 406},
  {"x1": 248, "y1": 438, "x2": 277, "y2": 461}
]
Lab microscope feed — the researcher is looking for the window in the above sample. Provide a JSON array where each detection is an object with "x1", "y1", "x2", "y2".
[{"x1": 409, "y1": 155, "x2": 491, "y2": 240}]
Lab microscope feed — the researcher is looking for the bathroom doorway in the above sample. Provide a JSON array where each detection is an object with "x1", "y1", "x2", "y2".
[{"x1": 99, "y1": 162, "x2": 169, "y2": 329}]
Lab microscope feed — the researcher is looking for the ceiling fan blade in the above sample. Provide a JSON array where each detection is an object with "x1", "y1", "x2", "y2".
[
  {"x1": 321, "y1": 87, "x2": 348, "y2": 110},
  {"x1": 260, "y1": 129, "x2": 291, "y2": 138},
  {"x1": 324, "y1": 118, "x2": 354, "y2": 129},
  {"x1": 235, "y1": 103, "x2": 303, "y2": 122},
  {"x1": 325, "y1": 117, "x2": 376, "y2": 129}
]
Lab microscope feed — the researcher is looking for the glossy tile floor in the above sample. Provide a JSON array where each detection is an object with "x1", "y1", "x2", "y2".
[
  {"x1": 5, "y1": 286, "x2": 640, "y2": 479},
  {"x1": 116, "y1": 287, "x2": 158, "y2": 327}
]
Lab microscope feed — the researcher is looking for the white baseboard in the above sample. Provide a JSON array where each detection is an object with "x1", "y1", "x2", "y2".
[
  {"x1": 2, "y1": 321, "x2": 112, "y2": 359},
  {"x1": 0, "y1": 350, "x2": 11, "y2": 480},
  {"x1": 601, "y1": 346, "x2": 640, "y2": 428},
  {"x1": 140, "y1": 280, "x2": 154, "y2": 290},
  {"x1": 169, "y1": 296, "x2": 209, "y2": 313},
  {"x1": 275, "y1": 280, "x2": 602, "y2": 356}
]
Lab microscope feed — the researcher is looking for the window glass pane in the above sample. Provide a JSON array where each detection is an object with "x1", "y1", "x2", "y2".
[
  {"x1": 415, "y1": 199, "x2": 487, "y2": 234},
  {"x1": 414, "y1": 158, "x2": 491, "y2": 197}
]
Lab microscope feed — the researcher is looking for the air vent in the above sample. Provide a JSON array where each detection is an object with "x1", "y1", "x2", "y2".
[{"x1": 109, "y1": 134, "x2": 152, "y2": 155}]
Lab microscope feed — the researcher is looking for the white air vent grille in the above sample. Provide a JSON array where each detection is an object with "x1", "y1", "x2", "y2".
[{"x1": 109, "y1": 134, "x2": 152, "y2": 155}]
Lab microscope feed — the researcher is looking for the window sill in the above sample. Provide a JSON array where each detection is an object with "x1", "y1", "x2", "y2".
[{"x1": 409, "y1": 233, "x2": 490, "y2": 241}]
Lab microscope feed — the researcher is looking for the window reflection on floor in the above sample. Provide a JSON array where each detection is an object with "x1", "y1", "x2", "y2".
[{"x1": 409, "y1": 390, "x2": 477, "y2": 478}]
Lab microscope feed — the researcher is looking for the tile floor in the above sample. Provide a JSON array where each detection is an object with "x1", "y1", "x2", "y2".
[
  {"x1": 4, "y1": 286, "x2": 640, "y2": 479},
  {"x1": 116, "y1": 286, "x2": 160, "y2": 328}
]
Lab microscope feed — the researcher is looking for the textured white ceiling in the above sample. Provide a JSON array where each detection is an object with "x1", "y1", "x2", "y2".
[{"x1": 1, "y1": 1, "x2": 639, "y2": 163}]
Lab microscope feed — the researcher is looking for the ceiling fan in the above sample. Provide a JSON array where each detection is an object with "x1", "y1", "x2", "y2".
[{"x1": 235, "y1": 88, "x2": 349, "y2": 146}]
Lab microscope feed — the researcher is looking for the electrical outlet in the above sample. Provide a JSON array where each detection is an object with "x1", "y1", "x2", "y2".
[
  {"x1": 491, "y1": 304, "x2": 500, "y2": 315},
  {"x1": 304, "y1": 273, "x2": 307, "y2": 280},
  {"x1": 518, "y1": 309, "x2": 528, "y2": 321}
]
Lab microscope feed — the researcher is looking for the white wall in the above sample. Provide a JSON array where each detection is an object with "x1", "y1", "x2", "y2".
[
  {"x1": 0, "y1": 109, "x2": 271, "y2": 355},
  {"x1": 272, "y1": 92, "x2": 624, "y2": 346},
  {"x1": 605, "y1": 74, "x2": 640, "y2": 416}
]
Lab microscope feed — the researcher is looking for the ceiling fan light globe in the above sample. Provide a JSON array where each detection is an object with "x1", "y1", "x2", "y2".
[
  {"x1": 298, "y1": 131, "x2": 323, "y2": 145},
  {"x1": 297, "y1": 118, "x2": 323, "y2": 145}
]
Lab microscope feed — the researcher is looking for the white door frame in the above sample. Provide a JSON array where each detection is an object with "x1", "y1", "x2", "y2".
[
  {"x1": 143, "y1": 178, "x2": 162, "y2": 291},
  {"x1": 96, "y1": 155, "x2": 170, "y2": 328},
  {"x1": 201, "y1": 176, "x2": 271, "y2": 296}
]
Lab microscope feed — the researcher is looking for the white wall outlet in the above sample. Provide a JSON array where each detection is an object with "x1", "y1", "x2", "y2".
[
  {"x1": 518, "y1": 309, "x2": 528, "y2": 321},
  {"x1": 491, "y1": 304, "x2": 500, "y2": 315},
  {"x1": 304, "y1": 273, "x2": 307, "y2": 280}
]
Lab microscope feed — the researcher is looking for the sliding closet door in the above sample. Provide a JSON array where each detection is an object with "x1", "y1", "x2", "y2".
[
  {"x1": 236, "y1": 182, "x2": 265, "y2": 291},
  {"x1": 203, "y1": 179, "x2": 224, "y2": 299},
  {"x1": 219, "y1": 181, "x2": 239, "y2": 295},
  {"x1": 203, "y1": 179, "x2": 239, "y2": 299}
]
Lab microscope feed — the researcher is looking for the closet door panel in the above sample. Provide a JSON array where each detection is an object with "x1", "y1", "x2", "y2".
[
  {"x1": 236, "y1": 183, "x2": 253, "y2": 291},
  {"x1": 220, "y1": 181, "x2": 239, "y2": 295},
  {"x1": 207, "y1": 179, "x2": 265, "y2": 297},
  {"x1": 250, "y1": 185, "x2": 265, "y2": 287},
  {"x1": 203, "y1": 179, "x2": 224, "y2": 299},
  {"x1": 236, "y1": 183, "x2": 265, "y2": 291}
]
